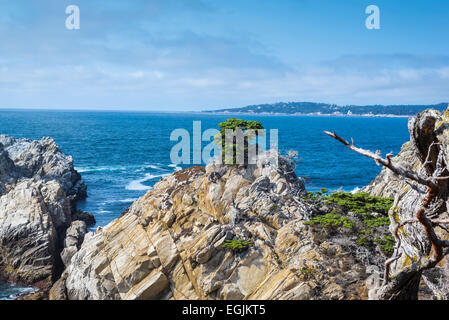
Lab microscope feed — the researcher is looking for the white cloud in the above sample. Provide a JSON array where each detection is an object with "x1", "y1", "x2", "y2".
[{"x1": 0, "y1": 2, "x2": 448, "y2": 109}]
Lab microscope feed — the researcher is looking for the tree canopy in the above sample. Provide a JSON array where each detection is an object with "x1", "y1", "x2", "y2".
[{"x1": 215, "y1": 118, "x2": 264, "y2": 165}]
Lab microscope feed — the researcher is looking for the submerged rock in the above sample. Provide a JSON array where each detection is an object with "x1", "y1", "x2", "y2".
[
  {"x1": 57, "y1": 151, "x2": 376, "y2": 300},
  {"x1": 0, "y1": 135, "x2": 89, "y2": 290}
]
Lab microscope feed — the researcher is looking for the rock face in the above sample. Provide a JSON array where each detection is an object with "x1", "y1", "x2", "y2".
[
  {"x1": 362, "y1": 141, "x2": 418, "y2": 198},
  {"x1": 363, "y1": 108, "x2": 449, "y2": 300},
  {"x1": 363, "y1": 108, "x2": 449, "y2": 199},
  {"x1": 58, "y1": 151, "x2": 376, "y2": 300},
  {"x1": 0, "y1": 135, "x2": 89, "y2": 288}
]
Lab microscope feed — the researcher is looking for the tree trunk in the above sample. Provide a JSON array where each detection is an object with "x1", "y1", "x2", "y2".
[{"x1": 326, "y1": 107, "x2": 449, "y2": 300}]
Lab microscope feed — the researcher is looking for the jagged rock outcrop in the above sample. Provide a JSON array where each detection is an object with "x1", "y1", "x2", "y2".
[
  {"x1": 56, "y1": 151, "x2": 378, "y2": 300},
  {"x1": 362, "y1": 141, "x2": 418, "y2": 198},
  {"x1": 0, "y1": 135, "x2": 91, "y2": 289},
  {"x1": 363, "y1": 108, "x2": 449, "y2": 199},
  {"x1": 61, "y1": 221, "x2": 88, "y2": 268},
  {"x1": 362, "y1": 108, "x2": 449, "y2": 300}
]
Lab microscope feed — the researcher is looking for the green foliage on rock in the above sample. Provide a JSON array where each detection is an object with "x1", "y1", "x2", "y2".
[
  {"x1": 364, "y1": 216, "x2": 390, "y2": 228},
  {"x1": 374, "y1": 235, "x2": 395, "y2": 256},
  {"x1": 301, "y1": 188, "x2": 328, "y2": 204},
  {"x1": 215, "y1": 118, "x2": 264, "y2": 165},
  {"x1": 301, "y1": 190, "x2": 396, "y2": 257},
  {"x1": 356, "y1": 236, "x2": 369, "y2": 247},
  {"x1": 324, "y1": 192, "x2": 393, "y2": 216},
  {"x1": 221, "y1": 239, "x2": 254, "y2": 252},
  {"x1": 305, "y1": 213, "x2": 354, "y2": 229}
]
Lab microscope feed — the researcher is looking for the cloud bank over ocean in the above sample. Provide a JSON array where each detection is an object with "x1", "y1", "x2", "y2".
[{"x1": 1, "y1": 0, "x2": 448, "y2": 110}]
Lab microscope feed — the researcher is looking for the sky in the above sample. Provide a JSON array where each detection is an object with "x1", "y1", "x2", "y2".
[{"x1": 0, "y1": 0, "x2": 448, "y2": 111}]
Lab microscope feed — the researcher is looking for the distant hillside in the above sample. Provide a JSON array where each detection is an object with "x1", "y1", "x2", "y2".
[{"x1": 204, "y1": 102, "x2": 449, "y2": 116}]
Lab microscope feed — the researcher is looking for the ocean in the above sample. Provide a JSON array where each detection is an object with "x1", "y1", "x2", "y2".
[{"x1": 0, "y1": 110, "x2": 410, "y2": 298}]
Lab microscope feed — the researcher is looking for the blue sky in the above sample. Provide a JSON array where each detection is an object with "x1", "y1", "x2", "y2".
[{"x1": 0, "y1": 0, "x2": 448, "y2": 110}]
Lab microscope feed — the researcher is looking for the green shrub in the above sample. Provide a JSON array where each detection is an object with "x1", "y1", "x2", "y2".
[
  {"x1": 364, "y1": 216, "x2": 390, "y2": 228},
  {"x1": 380, "y1": 243, "x2": 395, "y2": 256},
  {"x1": 356, "y1": 236, "x2": 369, "y2": 247},
  {"x1": 374, "y1": 235, "x2": 396, "y2": 256},
  {"x1": 305, "y1": 213, "x2": 354, "y2": 229},
  {"x1": 324, "y1": 192, "x2": 393, "y2": 216},
  {"x1": 301, "y1": 191, "x2": 323, "y2": 202},
  {"x1": 222, "y1": 239, "x2": 254, "y2": 252},
  {"x1": 317, "y1": 188, "x2": 328, "y2": 196},
  {"x1": 374, "y1": 236, "x2": 383, "y2": 244},
  {"x1": 302, "y1": 191, "x2": 395, "y2": 251}
]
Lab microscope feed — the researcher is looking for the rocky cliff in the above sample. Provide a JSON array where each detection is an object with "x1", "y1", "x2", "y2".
[
  {"x1": 362, "y1": 108, "x2": 449, "y2": 299},
  {"x1": 362, "y1": 141, "x2": 418, "y2": 198},
  {"x1": 363, "y1": 108, "x2": 449, "y2": 199},
  {"x1": 0, "y1": 135, "x2": 92, "y2": 290},
  {"x1": 52, "y1": 151, "x2": 385, "y2": 300}
]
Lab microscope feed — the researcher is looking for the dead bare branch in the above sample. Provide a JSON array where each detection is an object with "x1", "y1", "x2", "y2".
[
  {"x1": 324, "y1": 122, "x2": 449, "y2": 299},
  {"x1": 324, "y1": 131, "x2": 434, "y2": 187}
]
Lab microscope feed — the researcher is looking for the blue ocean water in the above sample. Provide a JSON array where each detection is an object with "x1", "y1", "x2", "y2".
[
  {"x1": 0, "y1": 110, "x2": 409, "y2": 298},
  {"x1": 0, "y1": 280, "x2": 35, "y2": 300},
  {"x1": 0, "y1": 110, "x2": 410, "y2": 227}
]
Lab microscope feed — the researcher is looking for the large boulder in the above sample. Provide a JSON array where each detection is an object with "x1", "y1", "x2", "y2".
[{"x1": 0, "y1": 136, "x2": 89, "y2": 289}]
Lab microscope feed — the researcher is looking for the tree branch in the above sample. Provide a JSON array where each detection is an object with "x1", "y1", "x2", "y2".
[
  {"x1": 324, "y1": 129, "x2": 449, "y2": 296},
  {"x1": 324, "y1": 131, "x2": 434, "y2": 187}
]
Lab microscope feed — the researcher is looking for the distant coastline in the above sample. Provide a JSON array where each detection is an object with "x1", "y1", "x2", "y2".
[
  {"x1": 202, "y1": 111, "x2": 411, "y2": 118},
  {"x1": 203, "y1": 101, "x2": 448, "y2": 118}
]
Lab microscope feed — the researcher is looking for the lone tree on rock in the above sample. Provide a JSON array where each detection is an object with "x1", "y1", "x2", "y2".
[
  {"x1": 325, "y1": 108, "x2": 449, "y2": 300},
  {"x1": 215, "y1": 118, "x2": 264, "y2": 165}
]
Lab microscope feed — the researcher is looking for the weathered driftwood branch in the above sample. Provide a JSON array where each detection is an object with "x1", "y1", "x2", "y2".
[
  {"x1": 324, "y1": 131, "x2": 435, "y2": 188},
  {"x1": 324, "y1": 123, "x2": 449, "y2": 299}
]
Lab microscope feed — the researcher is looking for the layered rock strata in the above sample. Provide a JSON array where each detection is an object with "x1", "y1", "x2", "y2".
[
  {"x1": 55, "y1": 152, "x2": 377, "y2": 300},
  {"x1": 0, "y1": 135, "x2": 91, "y2": 289}
]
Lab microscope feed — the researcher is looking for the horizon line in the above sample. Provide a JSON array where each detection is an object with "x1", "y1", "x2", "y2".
[{"x1": 0, "y1": 101, "x2": 448, "y2": 113}]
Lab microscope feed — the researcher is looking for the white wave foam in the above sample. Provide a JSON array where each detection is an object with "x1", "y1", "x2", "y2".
[
  {"x1": 146, "y1": 164, "x2": 163, "y2": 170},
  {"x1": 117, "y1": 198, "x2": 138, "y2": 203},
  {"x1": 75, "y1": 166, "x2": 126, "y2": 173},
  {"x1": 101, "y1": 198, "x2": 139, "y2": 205},
  {"x1": 350, "y1": 187, "x2": 362, "y2": 194},
  {"x1": 125, "y1": 173, "x2": 170, "y2": 191},
  {"x1": 0, "y1": 286, "x2": 35, "y2": 300},
  {"x1": 168, "y1": 164, "x2": 182, "y2": 171},
  {"x1": 135, "y1": 164, "x2": 168, "y2": 173},
  {"x1": 97, "y1": 210, "x2": 113, "y2": 214}
]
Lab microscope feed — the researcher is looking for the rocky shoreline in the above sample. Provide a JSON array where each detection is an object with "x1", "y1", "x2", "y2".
[
  {"x1": 0, "y1": 135, "x2": 94, "y2": 297},
  {"x1": 2, "y1": 108, "x2": 449, "y2": 300},
  {"x1": 47, "y1": 150, "x2": 399, "y2": 300}
]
